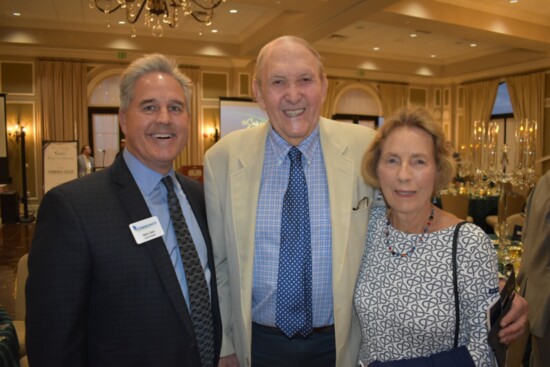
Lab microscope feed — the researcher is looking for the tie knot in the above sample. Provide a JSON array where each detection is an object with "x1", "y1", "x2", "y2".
[
  {"x1": 161, "y1": 176, "x2": 175, "y2": 192},
  {"x1": 288, "y1": 146, "x2": 302, "y2": 164}
]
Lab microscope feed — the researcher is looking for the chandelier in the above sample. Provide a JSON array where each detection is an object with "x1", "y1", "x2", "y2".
[{"x1": 90, "y1": 0, "x2": 226, "y2": 37}]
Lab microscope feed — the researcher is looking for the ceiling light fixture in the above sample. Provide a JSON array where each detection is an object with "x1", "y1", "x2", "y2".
[{"x1": 90, "y1": 0, "x2": 226, "y2": 37}]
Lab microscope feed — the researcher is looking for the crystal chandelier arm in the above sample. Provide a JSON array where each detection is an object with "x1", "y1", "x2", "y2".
[
  {"x1": 191, "y1": 0, "x2": 223, "y2": 11},
  {"x1": 93, "y1": 0, "x2": 123, "y2": 13},
  {"x1": 125, "y1": 0, "x2": 149, "y2": 24},
  {"x1": 191, "y1": 10, "x2": 213, "y2": 23},
  {"x1": 164, "y1": 1, "x2": 178, "y2": 28}
]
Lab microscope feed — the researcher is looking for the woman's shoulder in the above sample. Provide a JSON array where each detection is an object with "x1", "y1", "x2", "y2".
[
  {"x1": 432, "y1": 207, "x2": 462, "y2": 231},
  {"x1": 432, "y1": 208, "x2": 489, "y2": 239}
]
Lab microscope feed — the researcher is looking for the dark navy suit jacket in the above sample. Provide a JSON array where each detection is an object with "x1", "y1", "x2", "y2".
[{"x1": 26, "y1": 154, "x2": 221, "y2": 367}]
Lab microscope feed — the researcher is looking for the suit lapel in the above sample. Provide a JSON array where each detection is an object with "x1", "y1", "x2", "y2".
[
  {"x1": 230, "y1": 124, "x2": 269, "y2": 320},
  {"x1": 110, "y1": 156, "x2": 196, "y2": 336},
  {"x1": 319, "y1": 119, "x2": 356, "y2": 286}
]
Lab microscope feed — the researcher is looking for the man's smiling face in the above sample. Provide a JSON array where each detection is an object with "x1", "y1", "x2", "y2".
[{"x1": 120, "y1": 72, "x2": 190, "y2": 174}]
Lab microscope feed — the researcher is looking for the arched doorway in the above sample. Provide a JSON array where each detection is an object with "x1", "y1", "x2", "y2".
[
  {"x1": 331, "y1": 83, "x2": 383, "y2": 128},
  {"x1": 88, "y1": 71, "x2": 123, "y2": 169}
]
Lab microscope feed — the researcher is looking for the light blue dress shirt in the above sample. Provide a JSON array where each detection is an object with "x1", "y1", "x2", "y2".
[
  {"x1": 252, "y1": 125, "x2": 333, "y2": 327},
  {"x1": 123, "y1": 150, "x2": 211, "y2": 311}
]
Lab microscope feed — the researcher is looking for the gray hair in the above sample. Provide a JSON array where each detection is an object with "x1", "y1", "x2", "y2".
[
  {"x1": 254, "y1": 36, "x2": 325, "y2": 87},
  {"x1": 119, "y1": 54, "x2": 193, "y2": 112}
]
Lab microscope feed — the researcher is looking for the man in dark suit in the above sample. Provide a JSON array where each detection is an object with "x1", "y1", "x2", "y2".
[
  {"x1": 518, "y1": 168, "x2": 550, "y2": 367},
  {"x1": 26, "y1": 54, "x2": 221, "y2": 367}
]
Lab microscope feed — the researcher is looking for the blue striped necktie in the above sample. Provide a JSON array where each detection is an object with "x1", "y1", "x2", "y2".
[{"x1": 162, "y1": 176, "x2": 214, "y2": 367}]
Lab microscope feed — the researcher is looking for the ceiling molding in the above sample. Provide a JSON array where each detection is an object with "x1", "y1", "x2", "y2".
[{"x1": 0, "y1": 0, "x2": 549, "y2": 81}]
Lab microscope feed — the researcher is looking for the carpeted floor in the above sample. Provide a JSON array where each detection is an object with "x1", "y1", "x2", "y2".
[{"x1": 0, "y1": 222, "x2": 34, "y2": 319}]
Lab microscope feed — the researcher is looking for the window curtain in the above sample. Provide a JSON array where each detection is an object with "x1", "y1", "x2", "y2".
[
  {"x1": 379, "y1": 83, "x2": 409, "y2": 119},
  {"x1": 462, "y1": 79, "x2": 499, "y2": 157},
  {"x1": 37, "y1": 60, "x2": 88, "y2": 145},
  {"x1": 505, "y1": 72, "x2": 545, "y2": 176},
  {"x1": 174, "y1": 67, "x2": 201, "y2": 167},
  {"x1": 321, "y1": 78, "x2": 339, "y2": 119}
]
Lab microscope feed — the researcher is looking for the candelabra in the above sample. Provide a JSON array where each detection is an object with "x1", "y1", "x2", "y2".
[
  {"x1": 460, "y1": 118, "x2": 537, "y2": 271},
  {"x1": 487, "y1": 119, "x2": 537, "y2": 266}
]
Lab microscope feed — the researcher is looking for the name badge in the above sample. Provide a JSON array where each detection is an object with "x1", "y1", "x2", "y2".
[{"x1": 129, "y1": 216, "x2": 164, "y2": 244}]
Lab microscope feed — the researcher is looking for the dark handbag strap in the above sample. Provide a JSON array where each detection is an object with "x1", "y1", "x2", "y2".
[{"x1": 452, "y1": 221, "x2": 467, "y2": 348}]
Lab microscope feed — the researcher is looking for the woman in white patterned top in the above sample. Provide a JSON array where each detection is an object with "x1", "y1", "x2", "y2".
[{"x1": 354, "y1": 107, "x2": 499, "y2": 367}]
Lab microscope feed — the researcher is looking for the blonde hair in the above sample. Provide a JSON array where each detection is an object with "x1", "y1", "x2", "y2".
[{"x1": 361, "y1": 107, "x2": 455, "y2": 193}]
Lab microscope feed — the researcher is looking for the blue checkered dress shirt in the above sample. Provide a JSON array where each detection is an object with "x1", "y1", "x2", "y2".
[{"x1": 252, "y1": 125, "x2": 334, "y2": 327}]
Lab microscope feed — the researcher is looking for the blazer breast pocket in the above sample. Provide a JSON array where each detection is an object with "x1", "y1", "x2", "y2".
[
  {"x1": 351, "y1": 197, "x2": 371, "y2": 234},
  {"x1": 352, "y1": 196, "x2": 370, "y2": 212}
]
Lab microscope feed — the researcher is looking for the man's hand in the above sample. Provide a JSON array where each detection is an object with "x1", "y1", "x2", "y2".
[
  {"x1": 498, "y1": 293, "x2": 528, "y2": 344},
  {"x1": 218, "y1": 353, "x2": 240, "y2": 367}
]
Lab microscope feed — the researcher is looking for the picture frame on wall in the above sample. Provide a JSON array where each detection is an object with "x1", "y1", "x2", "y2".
[
  {"x1": 202, "y1": 72, "x2": 228, "y2": 101},
  {"x1": 238, "y1": 73, "x2": 250, "y2": 97},
  {"x1": 434, "y1": 89, "x2": 442, "y2": 107}
]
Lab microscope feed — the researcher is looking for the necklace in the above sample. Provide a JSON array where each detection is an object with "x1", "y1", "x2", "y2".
[{"x1": 385, "y1": 205, "x2": 435, "y2": 257}]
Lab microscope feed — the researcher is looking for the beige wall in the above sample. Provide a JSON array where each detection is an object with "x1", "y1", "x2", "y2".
[{"x1": 0, "y1": 54, "x2": 548, "y2": 203}]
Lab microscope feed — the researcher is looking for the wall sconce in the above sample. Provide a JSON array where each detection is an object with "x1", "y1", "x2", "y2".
[
  {"x1": 203, "y1": 127, "x2": 219, "y2": 142},
  {"x1": 8, "y1": 124, "x2": 28, "y2": 142}
]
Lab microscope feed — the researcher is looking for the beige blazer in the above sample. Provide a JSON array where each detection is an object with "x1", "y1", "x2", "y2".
[{"x1": 204, "y1": 118, "x2": 375, "y2": 367}]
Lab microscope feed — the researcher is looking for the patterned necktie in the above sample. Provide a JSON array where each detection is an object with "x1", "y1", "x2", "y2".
[
  {"x1": 276, "y1": 146, "x2": 313, "y2": 338},
  {"x1": 161, "y1": 176, "x2": 214, "y2": 367}
]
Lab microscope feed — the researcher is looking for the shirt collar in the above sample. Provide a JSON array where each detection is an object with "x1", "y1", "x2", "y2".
[
  {"x1": 123, "y1": 149, "x2": 175, "y2": 196},
  {"x1": 267, "y1": 123, "x2": 320, "y2": 166}
]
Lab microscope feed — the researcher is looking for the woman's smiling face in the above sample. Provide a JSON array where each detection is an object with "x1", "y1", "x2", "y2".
[{"x1": 377, "y1": 126, "x2": 437, "y2": 218}]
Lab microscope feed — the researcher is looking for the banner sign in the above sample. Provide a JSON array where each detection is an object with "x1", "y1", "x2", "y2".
[{"x1": 43, "y1": 141, "x2": 78, "y2": 193}]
